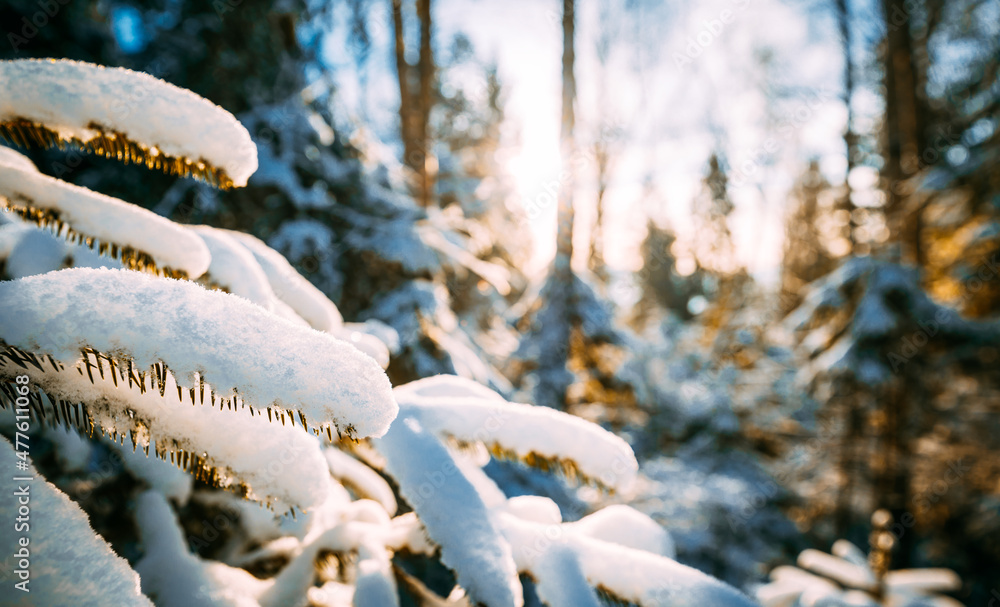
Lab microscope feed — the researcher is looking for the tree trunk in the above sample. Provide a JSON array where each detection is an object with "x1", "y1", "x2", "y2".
[
  {"x1": 835, "y1": 0, "x2": 857, "y2": 253},
  {"x1": 590, "y1": 139, "x2": 608, "y2": 281},
  {"x1": 881, "y1": 380, "x2": 914, "y2": 568},
  {"x1": 881, "y1": 0, "x2": 925, "y2": 262},
  {"x1": 555, "y1": 0, "x2": 576, "y2": 283},
  {"x1": 391, "y1": 0, "x2": 415, "y2": 179},
  {"x1": 416, "y1": 0, "x2": 435, "y2": 207},
  {"x1": 546, "y1": 0, "x2": 577, "y2": 410},
  {"x1": 589, "y1": 12, "x2": 612, "y2": 281}
]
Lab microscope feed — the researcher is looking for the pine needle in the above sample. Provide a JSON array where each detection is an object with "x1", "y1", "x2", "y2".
[{"x1": 0, "y1": 118, "x2": 237, "y2": 189}]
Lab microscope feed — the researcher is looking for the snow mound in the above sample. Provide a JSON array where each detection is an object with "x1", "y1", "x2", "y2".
[
  {"x1": 0, "y1": 162, "x2": 211, "y2": 278},
  {"x1": 0, "y1": 144, "x2": 36, "y2": 171},
  {"x1": 395, "y1": 375, "x2": 638, "y2": 492},
  {"x1": 1, "y1": 222, "x2": 68, "y2": 278},
  {"x1": 191, "y1": 225, "x2": 276, "y2": 312},
  {"x1": 0, "y1": 437, "x2": 154, "y2": 607},
  {"x1": 569, "y1": 504, "x2": 676, "y2": 559},
  {"x1": 375, "y1": 415, "x2": 523, "y2": 607},
  {"x1": 229, "y1": 230, "x2": 344, "y2": 332},
  {"x1": 757, "y1": 541, "x2": 963, "y2": 607},
  {"x1": 499, "y1": 512, "x2": 758, "y2": 607},
  {"x1": 333, "y1": 324, "x2": 392, "y2": 370},
  {"x1": 0, "y1": 267, "x2": 397, "y2": 439},
  {"x1": 0, "y1": 59, "x2": 257, "y2": 188}
]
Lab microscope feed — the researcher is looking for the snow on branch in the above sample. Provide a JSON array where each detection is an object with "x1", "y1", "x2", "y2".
[
  {"x1": 368, "y1": 377, "x2": 751, "y2": 606},
  {"x1": 0, "y1": 163, "x2": 211, "y2": 279},
  {"x1": 192, "y1": 226, "x2": 392, "y2": 368},
  {"x1": 3, "y1": 357, "x2": 336, "y2": 511},
  {"x1": 191, "y1": 225, "x2": 278, "y2": 312},
  {"x1": 133, "y1": 491, "x2": 269, "y2": 606},
  {"x1": 375, "y1": 414, "x2": 524, "y2": 607},
  {"x1": 498, "y1": 512, "x2": 759, "y2": 607},
  {"x1": 0, "y1": 437, "x2": 155, "y2": 606},
  {"x1": 0, "y1": 143, "x2": 36, "y2": 172},
  {"x1": 0, "y1": 59, "x2": 257, "y2": 188},
  {"x1": 0, "y1": 268, "x2": 397, "y2": 441},
  {"x1": 324, "y1": 446, "x2": 397, "y2": 515},
  {"x1": 228, "y1": 230, "x2": 344, "y2": 333},
  {"x1": 196, "y1": 227, "x2": 391, "y2": 368},
  {"x1": 395, "y1": 375, "x2": 638, "y2": 492}
]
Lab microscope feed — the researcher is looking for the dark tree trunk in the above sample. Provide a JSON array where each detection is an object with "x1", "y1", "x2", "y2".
[
  {"x1": 881, "y1": 0, "x2": 927, "y2": 263},
  {"x1": 835, "y1": 0, "x2": 857, "y2": 252},
  {"x1": 546, "y1": 0, "x2": 577, "y2": 410},
  {"x1": 392, "y1": 0, "x2": 415, "y2": 178},
  {"x1": 392, "y1": 0, "x2": 435, "y2": 207},
  {"x1": 555, "y1": 0, "x2": 576, "y2": 283},
  {"x1": 416, "y1": 0, "x2": 435, "y2": 207}
]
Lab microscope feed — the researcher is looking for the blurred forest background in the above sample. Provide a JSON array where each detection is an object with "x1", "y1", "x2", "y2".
[{"x1": 2, "y1": 0, "x2": 998, "y2": 603}]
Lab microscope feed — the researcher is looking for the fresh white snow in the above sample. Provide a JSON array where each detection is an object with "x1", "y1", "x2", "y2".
[
  {"x1": 229, "y1": 230, "x2": 345, "y2": 332},
  {"x1": 1, "y1": 222, "x2": 68, "y2": 278},
  {"x1": 498, "y1": 512, "x2": 758, "y2": 607},
  {"x1": 0, "y1": 267, "x2": 397, "y2": 439},
  {"x1": 756, "y1": 543, "x2": 965, "y2": 607},
  {"x1": 374, "y1": 415, "x2": 524, "y2": 607},
  {"x1": 394, "y1": 375, "x2": 638, "y2": 492},
  {"x1": 0, "y1": 59, "x2": 257, "y2": 187},
  {"x1": 191, "y1": 225, "x2": 277, "y2": 312},
  {"x1": 135, "y1": 491, "x2": 269, "y2": 607},
  {"x1": 324, "y1": 446, "x2": 397, "y2": 515},
  {"x1": 0, "y1": 144, "x2": 36, "y2": 171},
  {"x1": 0, "y1": 437, "x2": 154, "y2": 607},
  {"x1": 0, "y1": 162, "x2": 211, "y2": 278}
]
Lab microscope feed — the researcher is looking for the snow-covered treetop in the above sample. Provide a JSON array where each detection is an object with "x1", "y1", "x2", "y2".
[{"x1": 0, "y1": 59, "x2": 257, "y2": 188}]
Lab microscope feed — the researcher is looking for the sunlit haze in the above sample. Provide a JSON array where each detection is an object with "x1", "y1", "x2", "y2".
[{"x1": 325, "y1": 0, "x2": 856, "y2": 284}]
